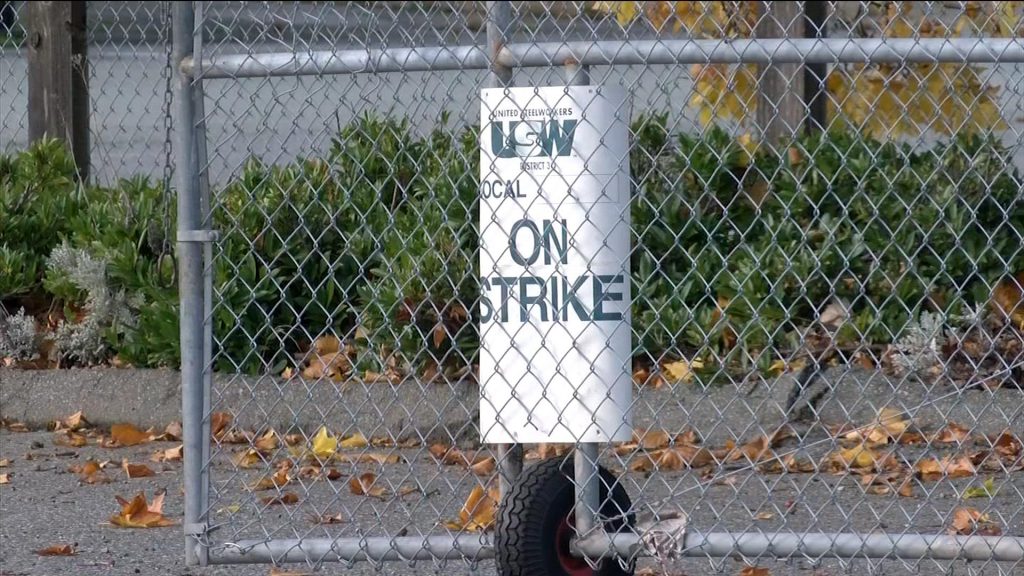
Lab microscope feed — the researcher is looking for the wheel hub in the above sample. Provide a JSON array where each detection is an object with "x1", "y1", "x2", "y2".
[{"x1": 555, "y1": 513, "x2": 594, "y2": 576}]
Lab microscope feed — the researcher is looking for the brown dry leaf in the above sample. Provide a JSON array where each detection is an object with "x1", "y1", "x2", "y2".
[
  {"x1": 636, "y1": 429, "x2": 672, "y2": 450},
  {"x1": 253, "y1": 429, "x2": 279, "y2": 453},
  {"x1": 151, "y1": 444, "x2": 183, "y2": 463},
  {"x1": 470, "y1": 457, "x2": 496, "y2": 476},
  {"x1": 248, "y1": 469, "x2": 291, "y2": 491},
  {"x1": 782, "y1": 454, "x2": 816, "y2": 473},
  {"x1": 155, "y1": 421, "x2": 183, "y2": 442},
  {"x1": 333, "y1": 452, "x2": 402, "y2": 465},
  {"x1": 0, "y1": 459, "x2": 8, "y2": 467},
  {"x1": 0, "y1": 473, "x2": 9, "y2": 484},
  {"x1": 529, "y1": 443, "x2": 573, "y2": 460},
  {"x1": 630, "y1": 445, "x2": 715, "y2": 472},
  {"x1": 990, "y1": 431, "x2": 1022, "y2": 459},
  {"x1": 108, "y1": 423, "x2": 155, "y2": 447},
  {"x1": 754, "y1": 511, "x2": 775, "y2": 520},
  {"x1": 122, "y1": 460, "x2": 156, "y2": 479},
  {"x1": 110, "y1": 491, "x2": 176, "y2": 528},
  {"x1": 916, "y1": 458, "x2": 944, "y2": 481},
  {"x1": 310, "y1": 513, "x2": 346, "y2": 525},
  {"x1": 990, "y1": 272, "x2": 1024, "y2": 329},
  {"x1": 949, "y1": 507, "x2": 1002, "y2": 536},
  {"x1": 739, "y1": 567, "x2": 771, "y2": 576},
  {"x1": 302, "y1": 352, "x2": 349, "y2": 382},
  {"x1": 933, "y1": 422, "x2": 971, "y2": 444},
  {"x1": 339, "y1": 433, "x2": 368, "y2": 450},
  {"x1": 233, "y1": 449, "x2": 263, "y2": 469},
  {"x1": 34, "y1": 544, "x2": 76, "y2": 556},
  {"x1": 432, "y1": 324, "x2": 447, "y2": 348},
  {"x1": 349, "y1": 472, "x2": 389, "y2": 499},
  {"x1": 53, "y1": 410, "x2": 90, "y2": 432},
  {"x1": 54, "y1": 430, "x2": 88, "y2": 448},
  {"x1": 72, "y1": 460, "x2": 112, "y2": 484},
  {"x1": 443, "y1": 484, "x2": 500, "y2": 532},
  {"x1": 846, "y1": 407, "x2": 909, "y2": 446},
  {"x1": 314, "y1": 334, "x2": 342, "y2": 356},
  {"x1": 261, "y1": 492, "x2": 300, "y2": 506},
  {"x1": 5, "y1": 421, "x2": 29, "y2": 432},
  {"x1": 211, "y1": 412, "x2": 233, "y2": 440},
  {"x1": 861, "y1": 470, "x2": 914, "y2": 497}
]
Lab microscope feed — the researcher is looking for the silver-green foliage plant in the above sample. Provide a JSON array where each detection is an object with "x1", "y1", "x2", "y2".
[
  {"x1": 46, "y1": 243, "x2": 141, "y2": 365},
  {"x1": 0, "y1": 308, "x2": 39, "y2": 362}
]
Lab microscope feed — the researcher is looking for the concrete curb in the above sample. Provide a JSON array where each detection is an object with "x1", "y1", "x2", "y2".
[{"x1": 0, "y1": 368, "x2": 481, "y2": 444}]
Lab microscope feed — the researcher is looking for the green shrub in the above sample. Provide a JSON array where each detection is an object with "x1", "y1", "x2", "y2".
[{"x1": 3, "y1": 117, "x2": 1021, "y2": 378}]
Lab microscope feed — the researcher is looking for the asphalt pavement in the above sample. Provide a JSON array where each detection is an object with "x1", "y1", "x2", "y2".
[{"x1": 2, "y1": 366, "x2": 1023, "y2": 576}]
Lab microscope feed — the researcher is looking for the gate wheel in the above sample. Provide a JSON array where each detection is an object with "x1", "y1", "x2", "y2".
[{"x1": 495, "y1": 455, "x2": 635, "y2": 576}]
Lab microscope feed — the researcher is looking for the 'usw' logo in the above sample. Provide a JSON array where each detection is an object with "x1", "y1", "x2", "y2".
[{"x1": 489, "y1": 119, "x2": 577, "y2": 158}]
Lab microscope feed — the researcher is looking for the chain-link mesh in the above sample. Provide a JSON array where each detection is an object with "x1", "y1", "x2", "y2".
[
  {"x1": 0, "y1": 1, "x2": 175, "y2": 185},
  {"x1": 176, "y1": 2, "x2": 1024, "y2": 575}
]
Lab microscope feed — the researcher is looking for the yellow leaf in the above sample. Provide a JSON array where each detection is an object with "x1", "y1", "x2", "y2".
[
  {"x1": 232, "y1": 449, "x2": 263, "y2": 469},
  {"x1": 443, "y1": 485, "x2": 500, "y2": 532},
  {"x1": 311, "y1": 426, "x2": 338, "y2": 459},
  {"x1": 663, "y1": 358, "x2": 703, "y2": 384},
  {"x1": 339, "y1": 432, "x2": 368, "y2": 450},
  {"x1": 964, "y1": 478, "x2": 998, "y2": 499}
]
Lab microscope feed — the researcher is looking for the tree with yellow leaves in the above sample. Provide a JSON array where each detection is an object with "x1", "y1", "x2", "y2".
[{"x1": 592, "y1": 1, "x2": 1020, "y2": 139}]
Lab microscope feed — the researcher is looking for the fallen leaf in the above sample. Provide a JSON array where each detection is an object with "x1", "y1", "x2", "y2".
[
  {"x1": 916, "y1": 458, "x2": 944, "y2": 481},
  {"x1": 861, "y1": 470, "x2": 914, "y2": 497},
  {"x1": 932, "y1": 422, "x2": 971, "y2": 444},
  {"x1": 108, "y1": 423, "x2": 154, "y2": 447},
  {"x1": 0, "y1": 474, "x2": 9, "y2": 484},
  {"x1": 310, "y1": 513, "x2": 346, "y2": 525},
  {"x1": 233, "y1": 449, "x2": 263, "y2": 469},
  {"x1": 990, "y1": 431, "x2": 1022, "y2": 459},
  {"x1": 630, "y1": 445, "x2": 715, "y2": 472},
  {"x1": 964, "y1": 477, "x2": 998, "y2": 499},
  {"x1": 5, "y1": 421, "x2": 29, "y2": 432},
  {"x1": 53, "y1": 430, "x2": 87, "y2": 448},
  {"x1": 990, "y1": 272, "x2": 1024, "y2": 329},
  {"x1": 739, "y1": 567, "x2": 770, "y2": 576},
  {"x1": 443, "y1": 484, "x2": 500, "y2": 532},
  {"x1": 151, "y1": 445, "x2": 183, "y2": 463},
  {"x1": 53, "y1": 410, "x2": 90, "y2": 432},
  {"x1": 248, "y1": 469, "x2": 291, "y2": 491},
  {"x1": 110, "y1": 492, "x2": 176, "y2": 528},
  {"x1": 349, "y1": 473, "x2": 389, "y2": 499},
  {"x1": 333, "y1": 452, "x2": 402, "y2": 465},
  {"x1": 217, "y1": 504, "x2": 241, "y2": 514},
  {"x1": 470, "y1": 457, "x2": 496, "y2": 476},
  {"x1": 768, "y1": 357, "x2": 808, "y2": 376},
  {"x1": 827, "y1": 444, "x2": 882, "y2": 472},
  {"x1": 663, "y1": 358, "x2": 703, "y2": 384},
  {"x1": 211, "y1": 412, "x2": 232, "y2": 440},
  {"x1": 302, "y1": 352, "x2": 349, "y2": 381},
  {"x1": 253, "y1": 429, "x2": 279, "y2": 452},
  {"x1": 0, "y1": 459, "x2": 8, "y2": 467},
  {"x1": 311, "y1": 426, "x2": 338, "y2": 459},
  {"x1": 949, "y1": 506, "x2": 1002, "y2": 536},
  {"x1": 339, "y1": 433, "x2": 368, "y2": 450},
  {"x1": 432, "y1": 324, "x2": 447, "y2": 348},
  {"x1": 261, "y1": 492, "x2": 299, "y2": 506},
  {"x1": 636, "y1": 429, "x2": 672, "y2": 450},
  {"x1": 754, "y1": 511, "x2": 775, "y2": 520},
  {"x1": 71, "y1": 460, "x2": 112, "y2": 484},
  {"x1": 314, "y1": 334, "x2": 341, "y2": 356},
  {"x1": 122, "y1": 460, "x2": 156, "y2": 479},
  {"x1": 34, "y1": 544, "x2": 76, "y2": 556},
  {"x1": 155, "y1": 421, "x2": 183, "y2": 442}
]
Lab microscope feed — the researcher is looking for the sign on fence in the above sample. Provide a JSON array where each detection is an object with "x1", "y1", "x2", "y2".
[{"x1": 478, "y1": 86, "x2": 633, "y2": 444}]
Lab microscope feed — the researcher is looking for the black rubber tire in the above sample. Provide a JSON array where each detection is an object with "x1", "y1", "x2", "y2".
[{"x1": 495, "y1": 455, "x2": 635, "y2": 576}]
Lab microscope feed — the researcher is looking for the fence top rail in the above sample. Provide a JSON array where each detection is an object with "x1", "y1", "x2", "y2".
[{"x1": 181, "y1": 37, "x2": 1024, "y2": 79}]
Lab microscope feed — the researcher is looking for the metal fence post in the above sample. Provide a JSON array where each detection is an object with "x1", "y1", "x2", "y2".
[
  {"x1": 173, "y1": 0, "x2": 209, "y2": 567},
  {"x1": 563, "y1": 60, "x2": 603, "y2": 543},
  {"x1": 486, "y1": 0, "x2": 523, "y2": 498}
]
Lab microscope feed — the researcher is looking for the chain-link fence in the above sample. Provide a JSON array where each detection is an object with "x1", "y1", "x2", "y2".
[
  {"x1": 185, "y1": 1, "x2": 1024, "y2": 574},
  {"x1": 0, "y1": 1, "x2": 176, "y2": 185}
]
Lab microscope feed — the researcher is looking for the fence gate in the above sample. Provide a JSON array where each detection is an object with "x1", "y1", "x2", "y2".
[{"x1": 174, "y1": 2, "x2": 1024, "y2": 574}]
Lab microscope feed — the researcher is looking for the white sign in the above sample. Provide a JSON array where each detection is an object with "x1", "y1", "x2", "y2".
[{"x1": 478, "y1": 85, "x2": 632, "y2": 444}]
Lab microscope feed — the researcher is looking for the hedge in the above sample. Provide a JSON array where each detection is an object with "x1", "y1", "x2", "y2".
[{"x1": 1, "y1": 113, "x2": 1021, "y2": 378}]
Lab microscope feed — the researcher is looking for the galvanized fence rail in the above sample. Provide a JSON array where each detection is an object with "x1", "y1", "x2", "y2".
[{"x1": 169, "y1": 2, "x2": 1024, "y2": 575}]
